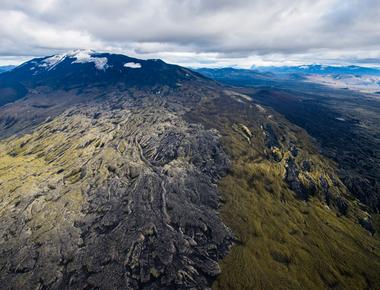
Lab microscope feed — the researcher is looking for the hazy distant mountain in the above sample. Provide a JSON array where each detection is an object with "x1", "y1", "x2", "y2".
[
  {"x1": 252, "y1": 64, "x2": 380, "y2": 76},
  {"x1": 195, "y1": 67, "x2": 280, "y2": 85},
  {"x1": 0, "y1": 65, "x2": 16, "y2": 73},
  {"x1": 250, "y1": 64, "x2": 380, "y2": 93},
  {"x1": 194, "y1": 67, "x2": 309, "y2": 88}
]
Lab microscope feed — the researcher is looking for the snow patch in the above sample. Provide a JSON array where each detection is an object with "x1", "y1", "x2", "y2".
[
  {"x1": 124, "y1": 62, "x2": 142, "y2": 69},
  {"x1": 71, "y1": 50, "x2": 108, "y2": 70},
  {"x1": 39, "y1": 49, "x2": 108, "y2": 71},
  {"x1": 41, "y1": 54, "x2": 67, "y2": 70}
]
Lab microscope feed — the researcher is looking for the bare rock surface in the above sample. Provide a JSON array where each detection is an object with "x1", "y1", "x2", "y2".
[{"x1": 0, "y1": 89, "x2": 232, "y2": 289}]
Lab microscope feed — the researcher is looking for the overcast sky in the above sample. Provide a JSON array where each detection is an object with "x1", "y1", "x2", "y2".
[{"x1": 1, "y1": 0, "x2": 379, "y2": 67}]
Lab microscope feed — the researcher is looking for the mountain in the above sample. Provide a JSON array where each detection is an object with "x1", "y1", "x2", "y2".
[
  {"x1": 0, "y1": 51, "x2": 380, "y2": 290},
  {"x1": 253, "y1": 64, "x2": 380, "y2": 76},
  {"x1": 0, "y1": 49, "x2": 203, "y2": 107},
  {"x1": 7, "y1": 49, "x2": 199, "y2": 87},
  {"x1": 0, "y1": 65, "x2": 16, "y2": 73},
  {"x1": 0, "y1": 49, "x2": 206, "y2": 138}
]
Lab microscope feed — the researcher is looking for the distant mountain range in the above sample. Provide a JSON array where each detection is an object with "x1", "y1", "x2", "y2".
[
  {"x1": 0, "y1": 65, "x2": 16, "y2": 73},
  {"x1": 252, "y1": 64, "x2": 380, "y2": 76},
  {"x1": 197, "y1": 66, "x2": 380, "y2": 94},
  {"x1": 195, "y1": 67, "x2": 276, "y2": 82}
]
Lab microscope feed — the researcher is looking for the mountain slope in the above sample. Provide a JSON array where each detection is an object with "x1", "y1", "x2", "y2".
[
  {"x1": 0, "y1": 78, "x2": 232, "y2": 289},
  {"x1": 185, "y1": 92, "x2": 380, "y2": 289},
  {"x1": 196, "y1": 67, "x2": 380, "y2": 215}
]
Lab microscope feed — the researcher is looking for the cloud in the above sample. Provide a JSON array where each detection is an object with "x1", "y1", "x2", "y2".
[{"x1": 0, "y1": 0, "x2": 379, "y2": 67}]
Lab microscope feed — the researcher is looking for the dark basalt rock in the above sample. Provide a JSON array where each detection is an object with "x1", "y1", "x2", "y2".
[
  {"x1": 285, "y1": 157, "x2": 309, "y2": 200},
  {"x1": 301, "y1": 160, "x2": 312, "y2": 172},
  {"x1": 263, "y1": 123, "x2": 280, "y2": 149},
  {"x1": 0, "y1": 91, "x2": 233, "y2": 290},
  {"x1": 358, "y1": 217, "x2": 375, "y2": 235}
]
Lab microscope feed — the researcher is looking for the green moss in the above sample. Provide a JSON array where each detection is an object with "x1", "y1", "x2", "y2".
[
  {"x1": 215, "y1": 135, "x2": 380, "y2": 289},
  {"x1": 185, "y1": 94, "x2": 380, "y2": 290}
]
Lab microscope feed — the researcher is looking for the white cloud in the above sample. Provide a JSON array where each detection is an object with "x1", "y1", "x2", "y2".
[{"x1": 0, "y1": 0, "x2": 379, "y2": 67}]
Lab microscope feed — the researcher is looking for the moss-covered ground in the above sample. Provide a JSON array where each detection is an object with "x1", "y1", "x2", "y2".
[{"x1": 186, "y1": 91, "x2": 380, "y2": 290}]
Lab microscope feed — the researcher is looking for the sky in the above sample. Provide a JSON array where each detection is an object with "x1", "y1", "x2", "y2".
[{"x1": 0, "y1": 0, "x2": 380, "y2": 68}]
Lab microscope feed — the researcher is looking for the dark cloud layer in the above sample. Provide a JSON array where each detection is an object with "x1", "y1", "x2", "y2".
[{"x1": 1, "y1": 0, "x2": 379, "y2": 66}]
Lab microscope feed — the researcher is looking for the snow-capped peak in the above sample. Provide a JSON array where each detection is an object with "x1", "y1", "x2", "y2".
[{"x1": 40, "y1": 49, "x2": 108, "y2": 71}]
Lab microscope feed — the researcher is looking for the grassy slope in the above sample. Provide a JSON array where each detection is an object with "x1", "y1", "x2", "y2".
[{"x1": 186, "y1": 92, "x2": 380, "y2": 290}]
